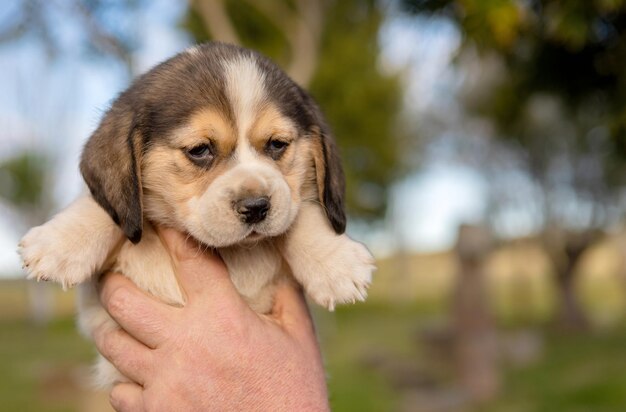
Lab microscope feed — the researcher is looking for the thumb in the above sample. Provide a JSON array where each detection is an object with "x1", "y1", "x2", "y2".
[{"x1": 158, "y1": 227, "x2": 235, "y2": 301}]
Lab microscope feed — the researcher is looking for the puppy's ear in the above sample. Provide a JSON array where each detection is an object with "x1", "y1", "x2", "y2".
[
  {"x1": 303, "y1": 92, "x2": 346, "y2": 234},
  {"x1": 80, "y1": 104, "x2": 144, "y2": 243},
  {"x1": 314, "y1": 128, "x2": 347, "y2": 234}
]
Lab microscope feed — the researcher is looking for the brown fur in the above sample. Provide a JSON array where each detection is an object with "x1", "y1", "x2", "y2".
[{"x1": 80, "y1": 108, "x2": 144, "y2": 243}]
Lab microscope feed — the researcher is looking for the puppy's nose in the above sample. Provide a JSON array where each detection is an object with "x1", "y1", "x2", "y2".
[{"x1": 235, "y1": 197, "x2": 270, "y2": 224}]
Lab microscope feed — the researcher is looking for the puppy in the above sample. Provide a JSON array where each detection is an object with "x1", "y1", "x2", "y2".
[{"x1": 18, "y1": 42, "x2": 374, "y2": 387}]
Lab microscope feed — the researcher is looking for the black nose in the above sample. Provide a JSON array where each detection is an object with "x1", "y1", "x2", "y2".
[{"x1": 235, "y1": 197, "x2": 270, "y2": 224}]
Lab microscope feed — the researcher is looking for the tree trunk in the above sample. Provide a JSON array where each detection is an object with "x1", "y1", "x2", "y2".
[
  {"x1": 555, "y1": 238, "x2": 592, "y2": 331},
  {"x1": 545, "y1": 228, "x2": 598, "y2": 331},
  {"x1": 555, "y1": 264, "x2": 588, "y2": 330},
  {"x1": 452, "y1": 224, "x2": 499, "y2": 403}
]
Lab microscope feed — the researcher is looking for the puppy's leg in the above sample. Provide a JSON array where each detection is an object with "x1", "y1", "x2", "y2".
[
  {"x1": 279, "y1": 203, "x2": 375, "y2": 310},
  {"x1": 19, "y1": 195, "x2": 124, "y2": 289}
]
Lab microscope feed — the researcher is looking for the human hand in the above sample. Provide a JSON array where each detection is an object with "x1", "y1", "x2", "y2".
[{"x1": 94, "y1": 227, "x2": 329, "y2": 412}]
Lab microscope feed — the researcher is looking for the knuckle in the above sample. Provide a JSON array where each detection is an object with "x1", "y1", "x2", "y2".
[
  {"x1": 109, "y1": 386, "x2": 127, "y2": 411},
  {"x1": 106, "y1": 287, "x2": 131, "y2": 317},
  {"x1": 100, "y1": 328, "x2": 121, "y2": 358},
  {"x1": 124, "y1": 350, "x2": 145, "y2": 373}
]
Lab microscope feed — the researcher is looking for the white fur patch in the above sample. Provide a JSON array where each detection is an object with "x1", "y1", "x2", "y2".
[
  {"x1": 221, "y1": 55, "x2": 267, "y2": 145},
  {"x1": 235, "y1": 138, "x2": 259, "y2": 163},
  {"x1": 186, "y1": 45, "x2": 201, "y2": 56}
]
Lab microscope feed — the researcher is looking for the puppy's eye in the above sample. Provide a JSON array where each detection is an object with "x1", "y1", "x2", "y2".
[
  {"x1": 187, "y1": 144, "x2": 211, "y2": 158},
  {"x1": 269, "y1": 140, "x2": 288, "y2": 150},
  {"x1": 185, "y1": 144, "x2": 214, "y2": 165},
  {"x1": 265, "y1": 139, "x2": 289, "y2": 159}
]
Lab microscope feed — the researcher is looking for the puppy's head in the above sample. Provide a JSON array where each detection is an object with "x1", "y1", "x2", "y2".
[{"x1": 80, "y1": 43, "x2": 345, "y2": 247}]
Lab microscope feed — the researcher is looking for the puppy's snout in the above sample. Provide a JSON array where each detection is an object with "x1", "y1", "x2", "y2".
[{"x1": 235, "y1": 196, "x2": 270, "y2": 224}]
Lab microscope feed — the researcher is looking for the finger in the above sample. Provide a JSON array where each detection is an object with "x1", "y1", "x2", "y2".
[
  {"x1": 99, "y1": 272, "x2": 172, "y2": 348},
  {"x1": 158, "y1": 227, "x2": 236, "y2": 301},
  {"x1": 110, "y1": 382, "x2": 144, "y2": 412},
  {"x1": 270, "y1": 281, "x2": 317, "y2": 344},
  {"x1": 93, "y1": 324, "x2": 153, "y2": 386}
]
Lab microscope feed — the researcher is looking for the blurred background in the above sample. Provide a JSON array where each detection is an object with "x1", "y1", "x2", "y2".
[{"x1": 2, "y1": 0, "x2": 626, "y2": 411}]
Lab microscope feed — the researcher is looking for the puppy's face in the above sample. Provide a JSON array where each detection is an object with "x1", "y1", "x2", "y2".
[
  {"x1": 80, "y1": 43, "x2": 346, "y2": 247},
  {"x1": 142, "y1": 100, "x2": 305, "y2": 247}
]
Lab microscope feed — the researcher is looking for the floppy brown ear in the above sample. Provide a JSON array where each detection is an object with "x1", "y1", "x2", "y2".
[
  {"x1": 313, "y1": 127, "x2": 346, "y2": 234},
  {"x1": 80, "y1": 105, "x2": 144, "y2": 243},
  {"x1": 306, "y1": 106, "x2": 347, "y2": 235},
  {"x1": 297, "y1": 87, "x2": 347, "y2": 234}
]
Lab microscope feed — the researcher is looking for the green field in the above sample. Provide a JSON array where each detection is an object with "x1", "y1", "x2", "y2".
[
  {"x1": 2, "y1": 282, "x2": 626, "y2": 412},
  {"x1": 325, "y1": 304, "x2": 626, "y2": 412},
  {"x1": 481, "y1": 328, "x2": 626, "y2": 412}
]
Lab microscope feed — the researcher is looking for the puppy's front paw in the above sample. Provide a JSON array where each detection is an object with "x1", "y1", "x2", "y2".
[
  {"x1": 19, "y1": 224, "x2": 95, "y2": 289},
  {"x1": 304, "y1": 238, "x2": 375, "y2": 311}
]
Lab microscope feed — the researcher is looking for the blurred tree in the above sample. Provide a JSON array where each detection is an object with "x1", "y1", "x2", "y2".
[
  {"x1": 0, "y1": 0, "x2": 141, "y2": 77},
  {"x1": 186, "y1": 0, "x2": 323, "y2": 86},
  {"x1": 0, "y1": 152, "x2": 49, "y2": 215},
  {"x1": 453, "y1": 224, "x2": 499, "y2": 402},
  {"x1": 184, "y1": 0, "x2": 403, "y2": 220},
  {"x1": 0, "y1": 152, "x2": 54, "y2": 324},
  {"x1": 403, "y1": 0, "x2": 626, "y2": 329}
]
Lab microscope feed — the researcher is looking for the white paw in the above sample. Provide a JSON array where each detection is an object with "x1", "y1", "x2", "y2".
[
  {"x1": 304, "y1": 238, "x2": 375, "y2": 311},
  {"x1": 18, "y1": 223, "x2": 95, "y2": 290}
]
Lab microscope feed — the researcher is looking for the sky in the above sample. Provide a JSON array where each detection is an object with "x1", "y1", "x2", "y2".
[{"x1": 0, "y1": 2, "x2": 486, "y2": 276}]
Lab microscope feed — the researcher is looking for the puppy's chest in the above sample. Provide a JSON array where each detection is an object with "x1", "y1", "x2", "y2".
[
  {"x1": 219, "y1": 242, "x2": 284, "y2": 312},
  {"x1": 112, "y1": 224, "x2": 283, "y2": 313}
]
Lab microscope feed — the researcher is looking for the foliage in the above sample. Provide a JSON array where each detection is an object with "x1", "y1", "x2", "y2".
[
  {"x1": 183, "y1": 0, "x2": 403, "y2": 220},
  {"x1": 309, "y1": 0, "x2": 403, "y2": 220},
  {"x1": 403, "y1": 0, "x2": 626, "y2": 225},
  {"x1": 0, "y1": 151, "x2": 49, "y2": 208},
  {"x1": 183, "y1": 1, "x2": 289, "y2": 66}
]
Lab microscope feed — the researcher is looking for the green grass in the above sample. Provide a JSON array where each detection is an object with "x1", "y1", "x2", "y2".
[
  {"x1": 481, "y1": 328, "x2": 626, "y2": 412},
  {"x1": 317, "y1": 303, "x2": 425, "y2": 412},
  {"x1": 2, "y1": 294, "x2": 626, "y2": 412},
  {"x1": 318, "y1": 302, "x2": 626, "y2": 412},
  {"x1": 0, "y1": 316, "x2": 95, "y2": 412}
]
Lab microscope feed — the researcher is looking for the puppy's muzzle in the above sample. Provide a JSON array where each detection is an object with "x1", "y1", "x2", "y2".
[{"x1": 235, "y1": 196, "x2": 270, "y2": 224}]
